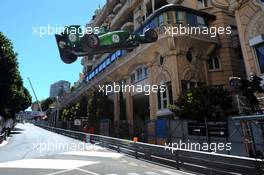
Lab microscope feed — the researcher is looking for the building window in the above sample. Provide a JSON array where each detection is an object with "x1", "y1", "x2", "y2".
[
  {"x1": 167, "y1": 11, "x2": 176, "y2": 24},
  {"x1": 256, "y1": 43, "x2": 264, "y2": 73},
  {"x1": 159, "y1": 56, "x2": 164, "y2": 65},
  {"x1": 181, "y1": 80, "x2": 202, "y2": 93},
  {"x1": 208, "y1": 56, "x2": 220, "y2": 70},
  {"x1": 197, "y1": 16, "x2": 206, "y2": 27},
  {"x1": 187, "y1": 13, "x2": 197, "y2": 26},
  {"x1": 136, "y1": 68, "x2": 143, "y2": 80},
  {"x1": 176, "y1": 11, "x2": 185, "y2": 24},
  {"x1": 197, "y1": 0, "x2": 208, "y2": 8},
  {"x1": 158, "y1": 14, "x2": 164, "y2": 26},
  {"x1": 130, "y1": 73, "x2": 135, "y2": 84},
  {"x1": 149, "y1": 17, "x2": 158, "y2": 29},
  {"x1": 157, "y1": 82, "x2": 173, "y2": 110},
  {"x1": 130, "y1": 66, "x2": 149, "y2": 84},
  {"x1": 144, "y1": 67, "x2": 148, "y2": 77},
  {"x1": 186, "y1": 48, "x2": 193, "y2": 62}
]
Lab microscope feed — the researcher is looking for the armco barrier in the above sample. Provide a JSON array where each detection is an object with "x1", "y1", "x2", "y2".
[{"x1": 36, "y1": 124, "x2": 264, "y2": 175}]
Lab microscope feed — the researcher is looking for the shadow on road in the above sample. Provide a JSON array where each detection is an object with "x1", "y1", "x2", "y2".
[
  {"x1": 9, "y1": 127, "x2": 24, "y2": 135},
  {"x1": 10, "y1": 131, "x2": 22, "y2": 135},
  {"x1": 13, "y1": 128, "x2": 24, "y2": 131}
]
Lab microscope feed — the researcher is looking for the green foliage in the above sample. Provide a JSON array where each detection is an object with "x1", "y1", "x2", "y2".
[
  {"x1": 70, "y1": 86, "x2": 76, "y2": 92},
  {"x1": 60, "y1": 90, "x2": 108, "y2": 124},
  {"x1": 61, "y1": 102, "x2": 81, "y2": 121},
  {"x1": 70, "y1": 102, "x2": 81, "y2": 119},
  {"x1": 169, "y1": 85, "x2": 231, "y2": 120},
  {"x1": 0, "y1": 32, "x2": 32, "y2": 118},
  {"x1": 40, "y1": 97, "x2": 56, "y2": 111},
  {"x1": 87, "y1": 90, "x2": 108, "y2": 126},
  {"x1": 61, "y1": 108, "x2": 70, "y2": 121}
]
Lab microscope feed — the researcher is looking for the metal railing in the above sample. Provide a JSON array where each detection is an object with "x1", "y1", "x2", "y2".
[
  {"x1": 36, "y1": 124, "x2": 264, "y2": 175},
  {"x1": 0, "y1": 131, "x2": 7, "y2": 144}
]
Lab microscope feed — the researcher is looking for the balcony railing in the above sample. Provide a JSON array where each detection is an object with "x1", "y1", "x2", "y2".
[
  {"x1": 111, "y1": 0, "x2": 140, "y2": 29},
  {"x1": 113, "y1": 3, "x2": 123, "y2": 14}
]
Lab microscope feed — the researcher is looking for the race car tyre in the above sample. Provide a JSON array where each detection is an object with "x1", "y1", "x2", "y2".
[
  {"x1": 81, "y1": 33, "x2": 100, "y2": 49},
  {"x1": 144, "y1": 29, "x2": 158, "y2": 42},
  {"x1": 58, "y1": 41, "x2": 66, "y2": 49},
  {"x1": 61, "y1": 51, "x2": 78, "y2": 64}
]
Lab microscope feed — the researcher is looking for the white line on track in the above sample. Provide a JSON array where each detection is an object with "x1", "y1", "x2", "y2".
[
  {"x1": 0, "y1": 159, "x2": 98, "y2": 170},
  {"x1": 75, "y1": 168, "x2": 100, "y2": 175}
]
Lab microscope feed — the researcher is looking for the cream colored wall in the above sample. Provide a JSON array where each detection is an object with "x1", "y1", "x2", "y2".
[
  {"x1": 211, "y1": 0, "x2": 264, "y2": 77},
  {"x1": 79, "y1": 0, "x2": 249, "y2": 122},
  {"x1": 235, "y1": 1, "x2": 264, "y2": 76},
  {"x1": 181, "y1": 0, "x2": 198, "y2": 9}
]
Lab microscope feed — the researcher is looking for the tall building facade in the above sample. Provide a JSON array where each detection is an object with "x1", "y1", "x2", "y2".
[
  {"x1": 60, "y1": 0, "x2": 246, "y2": 138},
  {"x1": 211, "y1": 0, "x2": 264, "y2": 78},
  {"x1": 50, "y1": 80, "x2": 70, "y2": 98}
]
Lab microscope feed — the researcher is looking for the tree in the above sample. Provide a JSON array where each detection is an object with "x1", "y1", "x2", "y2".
[
  {"x1": 87, "y1": 90, "x2": 108, "y2": 127},
  {"x1": 168, "y1": 85, "x2": 231, "y2": 120},
  {"x1": 0, "y1": 32, "x2": 32, "y2": 118},
  {"x1": 61, "y1": 102, "x2": 81, "y2": 122},
  {"x1": 61, "y1": 108, "x2": 70, "y2": 122},
  {"x1": 40, "y1": 97, "x2": 56, "y2": 111},
  {"x1": 87, "y1": 91, "x2": 98, "y2": 127},
  {"x1": 70, "y1": 102, "x2": 81, "y2": 121}
]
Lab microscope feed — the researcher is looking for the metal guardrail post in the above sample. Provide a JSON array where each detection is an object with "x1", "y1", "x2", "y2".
[
  {"x1": 174, "y1": 150, "x2": 180, "y2": 170},
  {"x1": 117, "y1": 145, "x2": 120, "y2": 153},
  {"x1": 134, "y1": 142, "x2": 138, "y2": 159},
  {"x1": 0, "y1": 131, "x2": 7, "y2": 144},
  {"x1": 256, "y1": 160, "x2": 264, "y2": 174},
  {"x1": 144, "y1": 148, "x2": 151, "y2": 161}
]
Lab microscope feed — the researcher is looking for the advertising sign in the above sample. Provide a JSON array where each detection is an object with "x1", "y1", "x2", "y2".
[{"x1": 188, "y1": 119, "x2": 228, "y2": 137}]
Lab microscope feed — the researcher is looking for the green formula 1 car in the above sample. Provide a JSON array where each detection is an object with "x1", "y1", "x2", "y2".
[{"x1": 55, "y1": 25, "x2": 158, "y2": 64}]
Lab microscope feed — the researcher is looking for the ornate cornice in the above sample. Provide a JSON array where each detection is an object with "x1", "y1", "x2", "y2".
[
  {"x1": 166, "y1": 0, "x2": 184, "y2": 4},
  {"x1": 211, "y1": 0, "x2": 250, "y2": 12}
]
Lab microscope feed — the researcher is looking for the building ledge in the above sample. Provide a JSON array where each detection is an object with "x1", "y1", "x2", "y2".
[{"x1": 156, "y1": 109, "x2": 174, "y2": 117}]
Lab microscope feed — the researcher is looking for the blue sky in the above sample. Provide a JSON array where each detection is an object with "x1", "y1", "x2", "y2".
[{"x1": 0, "y1": 0, "x2": 106, "y2": 101}]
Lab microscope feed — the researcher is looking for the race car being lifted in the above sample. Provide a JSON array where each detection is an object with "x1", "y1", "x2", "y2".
[{"x1": 55, "y1": 25, "x2": 158, "y2": 64}]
